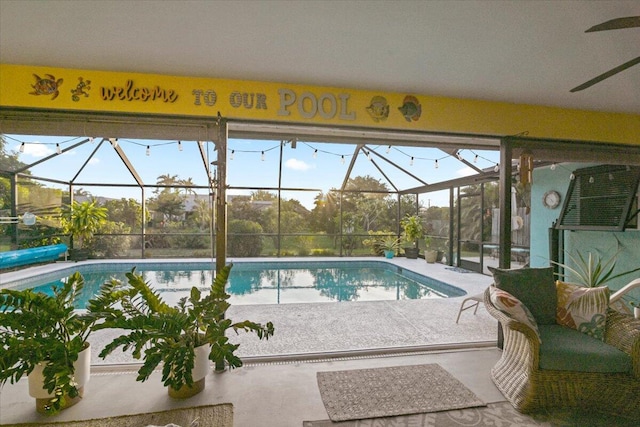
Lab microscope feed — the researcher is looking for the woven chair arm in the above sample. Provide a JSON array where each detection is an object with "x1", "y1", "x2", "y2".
[
  {"x1": 483, "y1": 288, "x2": 541, "y2": 346},
  {"x1": 605, "y1": 309, "x2": 640, "y2": 377}
]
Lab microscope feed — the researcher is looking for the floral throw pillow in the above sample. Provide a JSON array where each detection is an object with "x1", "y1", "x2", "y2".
[
  {"x1": 489, "y1": 286, "x2": 541, "y2": 343},
  {"x1": 556, "y1": 281, "x2": 609, "y2": 341}
]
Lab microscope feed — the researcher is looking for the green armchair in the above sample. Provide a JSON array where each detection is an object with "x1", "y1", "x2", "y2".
[{"x1": 484, "y1": 267, "x2": 640, "y2": 417}]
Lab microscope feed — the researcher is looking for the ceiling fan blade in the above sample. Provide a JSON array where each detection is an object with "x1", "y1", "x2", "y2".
[
  {"x1": 570, "y1": 56, "x2": 640, "y2": 92},
  {"x1": 585, "y1": 16, "x2": 640, "y2": 32}
]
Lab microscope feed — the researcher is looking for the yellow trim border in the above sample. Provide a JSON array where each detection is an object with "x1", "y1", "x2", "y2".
[{"x1": 1, "y1": 63, "x2": 638, "y2": 145}]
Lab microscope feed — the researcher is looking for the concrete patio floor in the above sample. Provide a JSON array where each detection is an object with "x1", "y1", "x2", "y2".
[{"x1": 0, "y1": 257, "x2": 505, "y2": 426}]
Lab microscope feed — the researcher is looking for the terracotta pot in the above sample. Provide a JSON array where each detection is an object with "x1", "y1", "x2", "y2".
[
  {"x1": 29, "y1": 343, "x2": 91, "y2": 413},
  {"x1": 168, "y1": 344, "x2": 211, "y2": 399}
]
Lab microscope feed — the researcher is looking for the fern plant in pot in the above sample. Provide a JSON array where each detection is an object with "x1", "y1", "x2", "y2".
[
  {"x1": 88, "y1": 263, "x2": 274, "y2": 398},
  {"x1": 0, "y1": 272, "x2": 95, "y2": 415}
]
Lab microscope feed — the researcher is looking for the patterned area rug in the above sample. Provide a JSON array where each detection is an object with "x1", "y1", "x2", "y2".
[
  {"x1": 1, "y1": 403, "x2": 234, "y2": 427},
  {"x1": 316, "y1": 364, "x2": 485, "y2": 422},
  {"x1": 303, "y1": 401, "x2": 638, "y2": 427}
]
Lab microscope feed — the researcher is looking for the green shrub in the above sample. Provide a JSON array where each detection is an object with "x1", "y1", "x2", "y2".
[{"x1": 228, "y1": 219, "x2": 263, "y2": 257}]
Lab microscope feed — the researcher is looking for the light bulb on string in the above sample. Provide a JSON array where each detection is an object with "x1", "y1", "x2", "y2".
[
  {"x1": 474, "y1": 154, "x2": 478, "y2": 163},
  {"x1": 410, "y1": 157, "x2": 414, "y2": 166},
  {"x1": 19, "y1": 142, "x2": 25, "y2": 153},
  {"x1": 341, "y1": 155, "x2": 345, "y2": 165},
  {"x1": 109, "y1": 138, "x2": 118, "y2": 148},
  {"x1": 178, "y1": 141, "x2": 183, "y2": 151},
  {"x1": 570, "y1": 172, "x2": 575, "y2": 180},
  {"x1": 89, "y1": 137, "x2": 94, "y2": 143},
  {"x1": 230, "y1": 150, "x2": 235, "y2": 160},
  {"x1": 550, "y1": 163, "x2": 556, "y2": 171},
  {"x1": 386, "y1": 145, "x2": 391, "y2": 154},
  {"x1": 589, "y1": 176, "x2": 594, "y2": 184},
  {"x1": 366, "y1": 151, "x2": 371, "y2": 161},
  {"x1": 435, "y1": 159, "x2": 439, "y2": 169},
  {"x1": 146, "y1": 146, "x2": 150, "y2": 156},
  {"x1": 56, "y1": 143, "x2": 61, "y2": 154},
  {"x1": 313, "y1": 149, "x2": 318, "y2": 159},
  {"x1": 261, "y1": 151, "x2": 265, "y2": 161},
  {"x1": 494, "y1": 163, "x2": 500, "y2": 172}
]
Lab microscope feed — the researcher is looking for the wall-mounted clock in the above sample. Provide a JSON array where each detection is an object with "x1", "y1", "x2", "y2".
[{"x1": 543, "y1": 190, "x2": 561, "y2": 209}]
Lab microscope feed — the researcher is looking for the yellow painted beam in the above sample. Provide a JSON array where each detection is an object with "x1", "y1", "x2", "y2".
[{"x1": 1, "y1": 63, "x2": 638, "y2": 145}]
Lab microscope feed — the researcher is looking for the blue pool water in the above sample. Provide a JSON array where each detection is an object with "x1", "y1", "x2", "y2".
[{"x1": 6, "y1": 261, "x2": 465, "y2": 308}]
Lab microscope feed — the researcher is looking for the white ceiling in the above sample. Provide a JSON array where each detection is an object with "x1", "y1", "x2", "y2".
[{"x1": 1, "y1": 0, "x2": 639, "y2": 114}]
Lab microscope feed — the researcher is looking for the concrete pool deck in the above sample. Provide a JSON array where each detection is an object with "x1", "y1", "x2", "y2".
[
  {"x1": 0, "y1": 257, "x2": 510, "y2": 427},
  {"x1": 0, "y1": 257, "x2": 498, "y2": 365}
]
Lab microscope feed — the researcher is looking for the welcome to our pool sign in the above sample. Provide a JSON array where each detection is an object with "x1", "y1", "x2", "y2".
[{"x1": 0, "y1": 63, "x2": 638, "y2": 145}]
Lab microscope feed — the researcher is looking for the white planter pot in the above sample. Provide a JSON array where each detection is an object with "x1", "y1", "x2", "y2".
[
  {"x1": 28, "y1": 343, "x2": 90, "y2": 413},
  {"x1": 168, "y1": 344, "x2": 211, "y2": 399}
]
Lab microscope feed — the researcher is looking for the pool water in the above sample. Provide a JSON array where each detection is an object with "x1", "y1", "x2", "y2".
[{"x1": 13, "y1": 261, "x2": 465, "y2": 308}]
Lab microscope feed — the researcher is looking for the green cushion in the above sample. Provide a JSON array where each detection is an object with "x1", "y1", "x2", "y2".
[
  {"x1": 538, "y1": 325, "x2": 632, "y2": 373},
  {"x1": 490, "y1": 266, "x2": 557, "y2": 325}
]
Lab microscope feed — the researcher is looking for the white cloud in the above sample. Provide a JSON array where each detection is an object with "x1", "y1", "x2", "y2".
[
  {"x1": 22, "y1": 143, "x2": 53, "y2": 158},
  {"x1": 285, "y1": 158, "x2": 314, "y2": 171},
  {"x1": 456, "y1": 166, "x2": 476, "y2": 177}
]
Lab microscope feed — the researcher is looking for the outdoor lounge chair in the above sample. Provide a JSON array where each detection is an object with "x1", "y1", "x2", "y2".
[
  {"x1": 484, "y1": 267, "x2": 640, "y2": 417},
  {"x1": 455, "y1": 292, "x2": 484, "y2": 323}
]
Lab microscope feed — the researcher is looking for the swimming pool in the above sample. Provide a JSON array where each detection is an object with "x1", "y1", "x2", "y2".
[{"x1": 3, "y1": 260, "x2": 466, "y2": 308}]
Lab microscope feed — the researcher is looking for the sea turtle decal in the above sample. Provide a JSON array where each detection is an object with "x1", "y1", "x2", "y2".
[
  {"x1": 366, "y1": 96, "x2": 390, "y2": 122},
  {"x1": 398, "y1": 95, "x2": 422, "y2": 122},
  {"x1": 30, "y1": 74, "x2": 63, "y2": 100}
]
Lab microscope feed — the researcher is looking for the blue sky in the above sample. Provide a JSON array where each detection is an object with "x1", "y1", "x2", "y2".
[{"x1": 4, "y1": 134, "x2": 500, "y2": 209}]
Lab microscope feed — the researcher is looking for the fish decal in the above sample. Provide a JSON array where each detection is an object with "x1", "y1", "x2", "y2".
[
  {"x1": 398, "y1": 95, "x2": 422, "y2": 122},
  {"x1": 366, "y1": 96, "x2": 390, "y2": 122}
]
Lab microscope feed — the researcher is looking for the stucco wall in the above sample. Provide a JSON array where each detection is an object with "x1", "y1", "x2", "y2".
[{"x1": 530, "y1": 163, "x2": 640, "y2": 303}]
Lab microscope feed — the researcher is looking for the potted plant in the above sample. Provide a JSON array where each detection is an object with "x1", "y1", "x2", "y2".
[
  {"x1": 88, "y1": 263, "x2": 274, "y2": 398},
  {"x1": 400, "y1": 214, "x2": 423, "y2": 259},
  {"x1": 424, "y1": 236, "x2": 438, "y2": 263},
  {"x1": 61, "y1": 200, "x2": 108, "y2": 261},
  {"x1": 380, "y1": 236, "x2": 400, "y2": 259},
  {"x1": 0, "y1": 272, "x2": 95, "y2": 415},
  {"x1": 550, "y1": 250, "x2": 640, "y2": 288}
]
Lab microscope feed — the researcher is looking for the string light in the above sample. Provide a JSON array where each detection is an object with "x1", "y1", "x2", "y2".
[
  {"x1": 435, "y1": 159, "x2": 439, "y2": 169},
  {"x1": 570, "y1": 172, "x2": 576, "y2": 180},
  {"x1": 56, "y1": 143, "x2": 61, "y2": 154},
  {"x1": 386, "y1": 145, "x2": 391, "y2": 154},
  {"x1": 89, "y1": 137, "x2": 95, "y2": 143},
  {"x1": 109, "y1": 138, "x2": 118, "y2": 148},
  {"x1": 474, "y1": 154, "x2": 478, "y2": 163},
  {"x1": 341, "y1": 155, "x2": 345, "y2": 164},
  {"x1": 550, "y1": 163, "x2": 556, "y2": 171},
  {"x1": 410, "y1": 156, "x2": 414, "y2": 166},
  {"x1": 19, "y1": 142, "x2": 25, "y2": 153},
  {"x1": 313, "y1": 149, "x2": 318, "y2": 159},
  {"x1": 589, "y1": 176, "x2": 594, "y2": 183},
  {"x1": 178, "y1": 141, "x2": 183, "y2": 151},
  {"x1": 494, "y1": 163, "x2": 500, "y2": 172},
  {"x1": 146, "y1": 145, "x2": 150, "y2": 156},
  {"x1": 366, "y1": 151, "x2": 371, "y2": 161},
  {"x1": 230, "y1": 150, "x2": 235, "y2": 160},
  {"x1": 261, "y1": 151, "x2": 265, "y2": 161}
]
